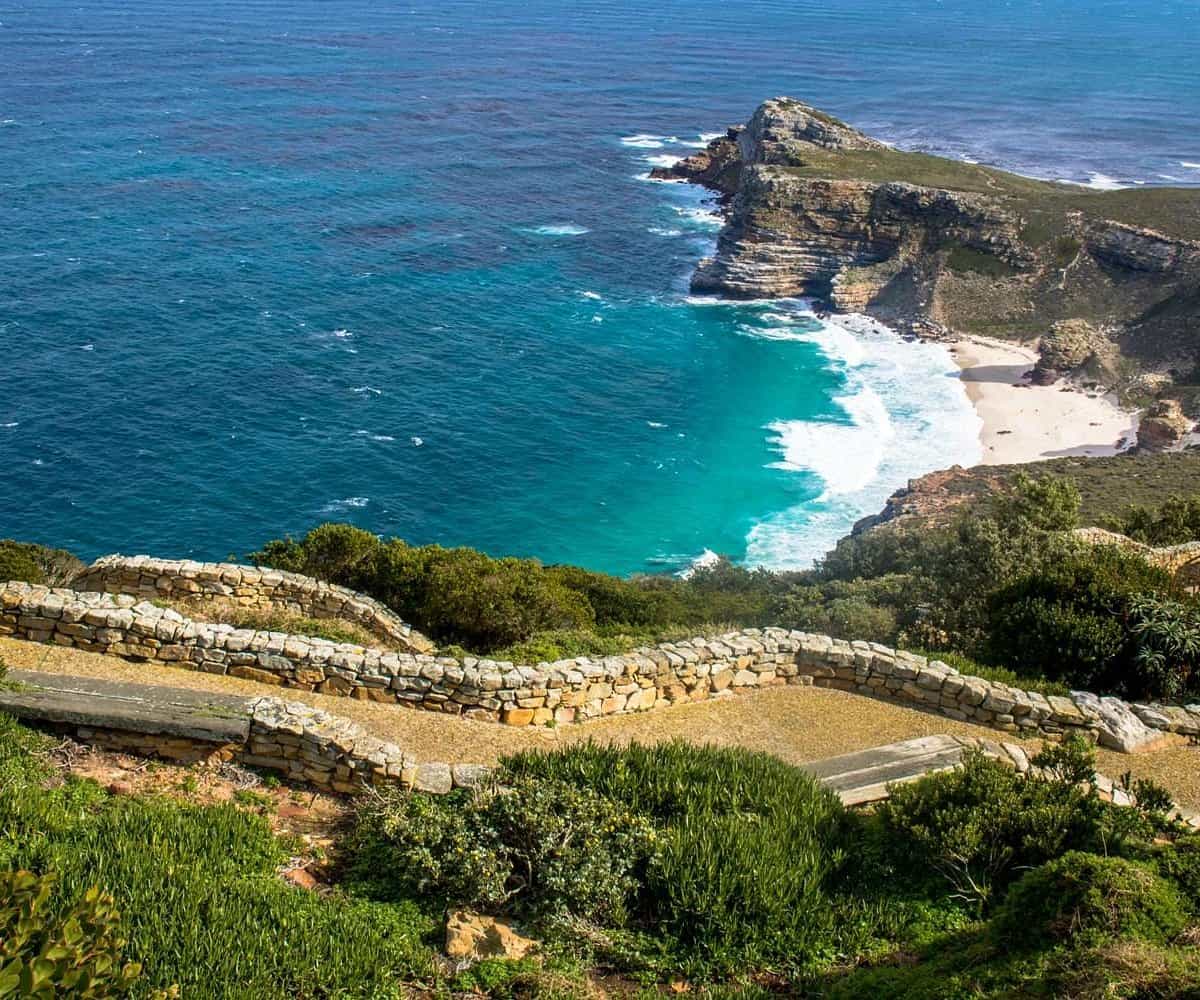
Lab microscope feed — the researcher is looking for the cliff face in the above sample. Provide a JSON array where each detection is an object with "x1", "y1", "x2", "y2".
[{"x1": 657, "y1": 98, "x2": 1200, "y2": 368}]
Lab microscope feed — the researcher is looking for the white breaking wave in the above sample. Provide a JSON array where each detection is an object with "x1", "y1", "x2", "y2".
[
  {"x1": 411, "y1": 436, "x2": 424, "y2": 447},
  {"x1": 1057, "y1": 172, "x2": 1128, "y2": 190},
  {"x1": 620, "y1": 134, "x2": 674, "y2": 148},
  {"x1": 647, "y1": 420, "x2": 667, "y2": 428},
  {"x1": 647, "y1": 226, "x2": 683, "y2": 236},
  {"x1": 579, "y1": 290, "x2": 603, "y2": 300},
  {"x1": 351, "y1": 386, "x2": 382, "y2": 396},
  {"x1": 2, "y1": 422, "x2": 18, "y2": 428},
  {"x1": 522, "y1": 224, "x2": 589, "y2": 236},
  {"x1": 332, "y1": 328, "x2": 353, "y2": 339},
  {"x1": 1180, "y1": 161, "x2": 1200, "y2": 170},
  {"x1": 353, "y1": 430, "x2": 395, "y2": 442},
  {"x1": 765, "y1": 386, "x2": 893, "y2": 493},
  {"x1": 742, "y1": 309, "x2": 982, "y2": 571},
  {"x1": 678, "y1": 548, "x2": 721, "y2": 578},
  {"x1": 644, "y1": 153, "x2": 683, "y2": 168},
  {"x1": 322, "y1": 496, "x2": 369, "y2": 513},
  {"x1": 672, "y1": 205, "x2": 722, "y2": 228}
]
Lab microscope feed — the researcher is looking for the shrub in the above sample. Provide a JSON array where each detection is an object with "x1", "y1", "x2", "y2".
[
  {"x1": 1125, "y1": 593, "x2": 1200, "y2": 701},
  {"x1": 351, "y1": 776, "x2": 656, "y2": 925},
  {"x1": 1107, "y1": 494, "x2": 1200, "y2": 546},
  {"x1": 418, "y1": 549, "x2": 595, "y2": 650},
  {"x1": 1151, "y1": 835, "x2": 1200, "y2": 905},
  {"x1": 0, "y1": 869, "x2": 158, "y2": 999},
  {"x1": 768, "y1": 578, "x2": 904, "y2": 644},
  {"x1": 982, "y1": 545, "x2": 1175, "y2": 695},
  {"x1": 991, "y1": 853, "x2": 1188, "y2": 950},
  {"x1": 877, "y1": 742, "x2": 1109, "y2": 912},
  {"x1": 0, "y1": 540, "x2": 82, "y2": 587},
  {"x1": 501, "y1": 742, "x2": 847, "y2": 975}
]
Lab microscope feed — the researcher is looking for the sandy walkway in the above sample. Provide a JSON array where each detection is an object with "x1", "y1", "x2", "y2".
[
  {"x1": 951, "y1": 336, "x2": 1138, "y2": 465},
  {"x1": 4, "y1": 637, "x2": 1196, "y2": 811}
]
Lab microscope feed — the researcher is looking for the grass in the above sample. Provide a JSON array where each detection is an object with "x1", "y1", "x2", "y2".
[
  {"x1": 774, "y1": 145, "x2": 1200, "y2": 241},
  {"x1": 162, "y1": 598, "x2": 383, "y2": 649},
  {"x1": 881, "y1": 452, "x2": 1200, "y2": 532},
  {"x1": 906, "y1": 648, "x2": 1071, "y2": 698},
  {"x1": 0, "y1": 712, "x2": 436, "y2": 999}
]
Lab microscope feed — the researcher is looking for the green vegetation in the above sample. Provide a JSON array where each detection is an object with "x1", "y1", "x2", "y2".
[
  {"x1": 776, "y1": 143, "x2": 1200, "y2": 241},
  {"x1": 2, "y1": 710, "x2": 1198, "y2": 997},
  {"x1": 0, "y1": 714, "x2": 435, "y2": 999},
  {"x1": 991, "y1": 852, "x2": 1188, "y2": 950},
  {"x1": 819, "y1": 473, "x2": 1200, "y2": 702},
  {"x1": 249, "y1": 522, "x2": 798, "y2": 654},
  {"x1": 0, "y1": 540, "x2": 82, "y2": 588},
  {"x1": 0, "y1": 869, "x2": 162, "y2": 999},
  {"x1": 1106, "y1": 493, "x2": 1200, "y2": 546},
  {"x1": 175, "y1": 602, "x2": 379, "y2": 648}
]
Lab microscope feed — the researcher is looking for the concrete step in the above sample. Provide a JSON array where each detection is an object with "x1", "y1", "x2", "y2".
[
  {"x1": 800, "y1": 734, "x2": 968, "y2": 806},
  {"x1": 0, "y1": 670, "x2": 252, "y2": 743}
]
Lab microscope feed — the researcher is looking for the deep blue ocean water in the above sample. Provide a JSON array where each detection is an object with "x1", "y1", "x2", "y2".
[{"x1": 2, "y1": 0, "x2": 1198, "y2": 573}]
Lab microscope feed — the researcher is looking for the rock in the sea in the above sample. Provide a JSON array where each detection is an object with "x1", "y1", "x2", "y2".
[
  {"x1": 1137, "y1": 399, "x2": 1192, "y2": 451},
  {"x1": 445, "y1": 910, "x2": 539, "y2": 963},
  {"x1": 1032, "y1": 319, "x2": 1100, "y2": 384}
]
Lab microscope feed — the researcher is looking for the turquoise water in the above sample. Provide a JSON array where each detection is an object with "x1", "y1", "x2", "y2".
[{"x1": 2, "y1": 0, "x2": 1197, "y2": 573}]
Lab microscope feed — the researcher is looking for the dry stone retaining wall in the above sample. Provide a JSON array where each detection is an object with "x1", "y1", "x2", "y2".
[
  {"x1": 71, "y1": 555, "x2": 433, "y2": 654},
  {"x1": 4, "y1": 581, "x2": 1200, "y2": 752}
]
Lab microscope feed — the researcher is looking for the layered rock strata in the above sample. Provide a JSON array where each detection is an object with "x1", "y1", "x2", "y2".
[{"x1": 657, "y1": 97, "x2": 1200, "y2": 371}]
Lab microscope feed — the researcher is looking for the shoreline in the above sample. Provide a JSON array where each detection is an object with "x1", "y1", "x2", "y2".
[{"x1": 949, "y1": 335, "x2": 1139, "y2": 466}]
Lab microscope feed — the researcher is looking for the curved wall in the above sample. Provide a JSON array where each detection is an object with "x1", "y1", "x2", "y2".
[
  {"x1": 5, "y1": 581, "x2": 1198, "y2": 752},
  {"x1": 71, "y1": 555, "x2": 433, "y2": 654}
]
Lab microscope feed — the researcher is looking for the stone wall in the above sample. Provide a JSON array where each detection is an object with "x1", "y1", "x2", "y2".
[
  {"x1": 4, "y1": 581, "x2": 1199, "y2": 752},
  {"x1": 71, "y1": 555, "x2": 433, "y2": 653}
]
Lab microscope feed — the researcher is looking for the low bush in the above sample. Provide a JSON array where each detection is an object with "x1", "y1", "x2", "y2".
[
  {"x1": 982, "y1": 545, "x2": 1183, "y2": 698},
  {"x1": 350, "y1": 776, "x2": 656, "y2": 925},
  {"x1": 991, "y1": 852, "x2": 1188, "y2": 950},
  {"x1": 0, "y1": 539, "x2": 82, "y2": 587},
  {"x1": 1106, "y1": 494, "x2": 1200, "y2": 546},
  {"x1": 877, "y1": 740, "x2": 1111, "y2": 912},
  {"x1": 501, "y1": 743, "x2": 846, "y2": 976},
  {"x1": 250, "y1": 525, "x2": 794, "y2": 652},
  {"x1": 354, "y1": 742, "x2": 847, "y2": 978},
  {"x1": 1150, "y1": 834, "x2": 1200, "y2": 904}
]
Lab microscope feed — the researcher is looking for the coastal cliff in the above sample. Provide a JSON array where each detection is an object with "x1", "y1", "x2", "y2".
[{"x1": 657, "y1": 98, "x2": 1200, "y2": 374}]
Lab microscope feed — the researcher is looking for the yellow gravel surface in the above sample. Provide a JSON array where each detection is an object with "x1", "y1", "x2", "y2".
[{"x1": 4, "y1": 636, "x2": 1197, "y2": 810}]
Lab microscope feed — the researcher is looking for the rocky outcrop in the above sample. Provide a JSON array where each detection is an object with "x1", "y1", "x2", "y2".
[
  {"x1": 670, "y1": 97, "x2": 1200, "y2": 374},
  {"x1": 691, "y1": 172, "x2": 1031, "y2": 302},
  {"x1": 445, "y1": 912, "x2": 539, "y2": 963},
  {"x1": 1033, "y1": 319, "x2": 1104, "y2": 384},
  {"x1": 1137, "y1": 399, "x2": 1193, "y2": 451}
]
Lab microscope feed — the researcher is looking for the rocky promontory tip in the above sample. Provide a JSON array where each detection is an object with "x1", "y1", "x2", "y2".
[{"x1": 662, "y1": 97, "x2": 1200, "y2": 385}]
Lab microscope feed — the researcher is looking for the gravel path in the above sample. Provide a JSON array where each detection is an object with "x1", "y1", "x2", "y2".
[{"x1": 4, "y1": 636, "x2": 1197, "y2": 809}]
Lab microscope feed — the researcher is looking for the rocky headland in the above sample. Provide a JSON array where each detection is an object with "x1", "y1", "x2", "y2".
[{"x1": 654, "y1": 98, "x2": 1200, "y2": 395}]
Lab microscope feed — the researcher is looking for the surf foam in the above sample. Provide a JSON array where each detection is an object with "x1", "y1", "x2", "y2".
[{"x1": 742, "y1": 309, "x2": 982, "y2": 570}]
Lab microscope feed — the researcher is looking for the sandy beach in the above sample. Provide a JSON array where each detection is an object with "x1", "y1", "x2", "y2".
[{"x1": 950, "y1": 336, "x2": 1139, "y2": 466}]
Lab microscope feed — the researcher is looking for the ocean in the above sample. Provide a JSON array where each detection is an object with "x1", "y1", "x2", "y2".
[{"x1": 2, "y1": 0, "x2": 1197, "y2": 574}]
